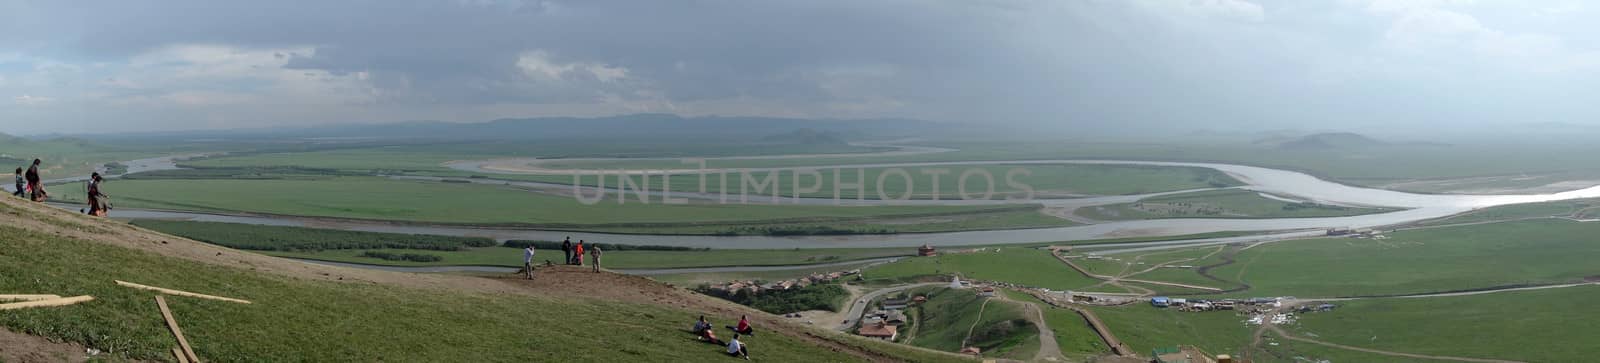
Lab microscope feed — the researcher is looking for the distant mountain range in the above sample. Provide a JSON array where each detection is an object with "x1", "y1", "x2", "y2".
[
  {"x1": 76, "y1": 114, "x2": 945, "y2": 142},
  {"x1": 1253, "y1": 132, "x2": 1448, "y2": 150}
]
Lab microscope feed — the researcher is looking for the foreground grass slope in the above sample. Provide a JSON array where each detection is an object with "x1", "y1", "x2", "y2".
[{"x1": 0, "y1": 198, "x2": 968, "y2": 362}]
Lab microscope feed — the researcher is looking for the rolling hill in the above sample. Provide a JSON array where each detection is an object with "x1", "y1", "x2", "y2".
[{"x1": 0, "y1": 196, "x2": 970, "y2": 362}]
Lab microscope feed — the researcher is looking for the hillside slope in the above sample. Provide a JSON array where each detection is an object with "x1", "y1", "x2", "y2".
[{"x1": 0, "y1": 197, "x2": 970, "y2": 362}]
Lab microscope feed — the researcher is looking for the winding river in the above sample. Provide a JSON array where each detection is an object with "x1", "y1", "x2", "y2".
[{"x1": 80, "y1": 146, "x2": 1600, "y2": 250}]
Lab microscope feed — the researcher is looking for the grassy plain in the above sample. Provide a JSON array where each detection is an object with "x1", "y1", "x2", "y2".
[
  {"x1": 1076, "y1": 189, "x2": 1394, "y2": 220},
  {"x1": 55, "y1": 176, "x2": 1031, "y2": 227},
  {"x1": 863, "y1": 248, "x2": 1101, "y2": 291},
  {"x1": 1086, "y1": 304, "x2": 1253, "y2": 358},
  {"x1": 181, "y1": 142, "x2": 888, "y2": 172},
  {"x1": 1412, "y1": 198, "x2": 1598, "y2": 226},
  {"x1": 542, "y1": 164, "x2": 1241, "y2": 200},
  {"x1": 1212, "y1": 219, "x2": 1600, "y2": 297},
  {"x1": 1292, "y1": 285, "x2": 1600, "y2": 363}
]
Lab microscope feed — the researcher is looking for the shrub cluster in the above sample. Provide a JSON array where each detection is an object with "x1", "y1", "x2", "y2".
[
  {"x1": 713, "y1": 225, "x2": 894, "y2": 236},
  {"x1": 359, "y1": 251, "x2": 444, "y2": 262},
  {"x1": 501, "y1": 240, "x2": 708, "y2": 251},
  {"x1": 698, "y1": 283, "x2": 848, "y2": 314}
]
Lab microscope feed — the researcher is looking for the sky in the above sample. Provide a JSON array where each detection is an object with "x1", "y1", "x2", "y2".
[{"x1": 1, "y1": 0, "x2": 1598, "y2": 135}]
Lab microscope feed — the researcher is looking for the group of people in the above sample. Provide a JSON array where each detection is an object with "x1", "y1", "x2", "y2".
[
  {"x1": 519, "y1": 236, "x2": 605, "y2": 279},
  {"x1": 12, "y1": 159, "x2": 43, "y2": 201},
  {"x1": 693, "y1": 315, "x2": 756, "y2": 360},
  {"x1": 10, "y1": 159, "x2": 110, "y2": 216},
  {"x1": 560, "y1": 237, "x2": 602, "y2": 272}
]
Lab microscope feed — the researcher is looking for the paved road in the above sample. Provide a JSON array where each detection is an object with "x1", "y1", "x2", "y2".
[{"x1": 834, "y1": 283, "x2": 944, "y2": 332}]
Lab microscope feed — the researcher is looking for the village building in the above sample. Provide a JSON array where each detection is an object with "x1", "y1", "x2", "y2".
[
  {"x1": 857, "y1": 321, "x2": 898, "y2": 340},
  {"x1": 979, "y1": 287, "x2": 997, "y2": 297}
]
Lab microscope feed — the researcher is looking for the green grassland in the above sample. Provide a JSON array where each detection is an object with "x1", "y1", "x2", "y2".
[
  {"x1": 128, "y1": 220, "x2": 1260, "y2": 272},
  {"x1": 863, "y1": 248, "x2": 1101, "y2": 291},
  {"x1": 181, "y1": 142, "x2": 889, "y2": 172},
  {"x1": 54, "y1": 176, "x2": 1033, "y2": 228},
  {"x1": 1076, "y1": 189, "x2": 1395, "y2": 220},
  {"x1": 1254, "y1": 330, "x2": 1420, "y2": 363},
  {"x1": 1211, "y1": 219, "x2": 1600, "y2": 297},
  {"x1": 1293, "y1": 285, "x2": 1600, "y2": 363},
  {"x1": 533, "y1": 164, "x2": 1241, "y2": 200},
  {"x1": 0, "y1": 136, "x2": 163, "y2": 180},
  {"x1": 580, "y1": 207, "x2": 1080, "y2": 235},
  {"x1": 1086, "y1": 304, "x2": 1253, "y2": 358},
  {"x1": 648, "y1": 260, "x2": 886, "y2": 287},
  {"x1": 271, "y1": 247, "x2": 909, "y2": 270},
  {"x1": 1412, "y1": 198, "x2": 1599, "y2": 227},
  {"x1": 902, "y1": 287, "x2": 1038, "y2": 360},
  {"x1": 0, "y1": 208, "x2": 965, "y2": 362}
]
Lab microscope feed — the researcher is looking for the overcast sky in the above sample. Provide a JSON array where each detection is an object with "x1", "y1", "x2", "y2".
[{"x1": 2, "y1": 0, "x2": 1597, "y2": 135}]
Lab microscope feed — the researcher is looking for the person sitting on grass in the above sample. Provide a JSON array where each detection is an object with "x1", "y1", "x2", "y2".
[
  {"x1": 727, "y1": 315, "x2": 754, "y2": 336},
  {"x1": 727, "y1": 334, "x2": 750, "y2": 360},
  {"x1": 693, "y1": 316, "x2": 713, "y2": 337},
  {"x1": 696, "y1": 320, "x2": 723, "y2": 345}
]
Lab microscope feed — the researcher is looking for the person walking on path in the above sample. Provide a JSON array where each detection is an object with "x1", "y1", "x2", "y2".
[
  {"x1": 85, "y1": 173, "x2": 108, "y2": 216},
  {"x1": 11, "y1": 168, "x2": 22, "y2": 198},
  {"x1": 573, "y1": 240, "x2": 585, "y2": 266},
  {"x1": 523, "y1": 244, "x2": 537, "y2": 279},
  {"x1": 590, "y1": 244, "x2": 603, "y2": 272},
  {"x1": 24, "y1": 159, "x2": 44, "y2": 201},
  {"x1": 561, "y1": 237, "x2": 573, "y2": 266}
]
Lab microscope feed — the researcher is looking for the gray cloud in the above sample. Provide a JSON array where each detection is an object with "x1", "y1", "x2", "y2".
[{"x1": 2, "y1": 0, "x2": 1599, "y2": 135}]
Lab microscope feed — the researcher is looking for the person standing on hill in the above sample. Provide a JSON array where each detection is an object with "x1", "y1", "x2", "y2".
[
  {"x1": 523, "y1": 244, "x2": 537, "y2": 279},
  {"x1": 573, "y1": 240, "x2": 585, "y2": 266},
  {"x1": 590, "y1": 244, "x2": 603, "y2": 273},
  {"x1": 11, "y1": 168, "x2": 22, "y2": 198},
  {"x1": 24, "y1": 159, "x2": 43, "y2": 201},
  {"x1": 85, "y1": 173, "x2": 107, "y2": 216},
  {"x1": 561, "y1": 237, "x2": 573, "y2": 266}
]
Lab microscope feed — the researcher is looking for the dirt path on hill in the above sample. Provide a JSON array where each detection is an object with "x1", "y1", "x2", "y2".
[
  {"x1": 996, "y1": 292, "x2": 1064, "y2": 362},
  {"x1": 0, "y1": 327, "x2": 92, "y2": 363}
]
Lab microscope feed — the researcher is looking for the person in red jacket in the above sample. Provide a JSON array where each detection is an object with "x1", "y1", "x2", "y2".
[
  {"x1": 573, "y1": 240, "x2": 585, "y2": 266},
  {"x1": 727, "y1": 315, "x2": 754, "y2": 336}
]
